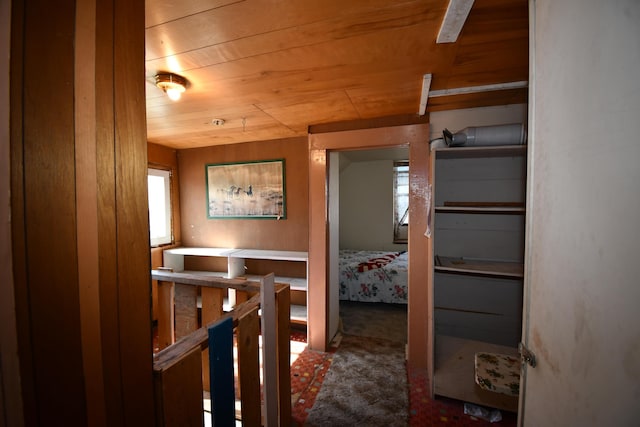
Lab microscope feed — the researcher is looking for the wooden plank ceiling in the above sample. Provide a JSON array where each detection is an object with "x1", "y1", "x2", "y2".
[{"x1": 145, "y1": 0, "x2": 528, "y2": 149}]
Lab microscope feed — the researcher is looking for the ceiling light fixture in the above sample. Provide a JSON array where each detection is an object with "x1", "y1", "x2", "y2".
[{"x1": 155, "y1": 72, "x2": 187, "y2": 101}]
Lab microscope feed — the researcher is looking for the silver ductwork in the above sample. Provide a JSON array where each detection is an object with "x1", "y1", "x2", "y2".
[{"x1": 443, "y1": 123, "x2": 527, "y2": 147}]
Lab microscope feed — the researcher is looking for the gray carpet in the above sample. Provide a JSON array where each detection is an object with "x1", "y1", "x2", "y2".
[{"x1": 305, "y1": 302, "x2": 408, "y2": 426}]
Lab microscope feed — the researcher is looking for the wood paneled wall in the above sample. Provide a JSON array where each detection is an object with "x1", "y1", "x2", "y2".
[
  {"x1": 177, "y1": 137, "x2": 309, "y2": 251},
  {"x1": 9, "y1": 0, "x2": 154, "y2": 425},
  {"x1": 1, "y1": 0, "x2": 20, "y2": 425}
]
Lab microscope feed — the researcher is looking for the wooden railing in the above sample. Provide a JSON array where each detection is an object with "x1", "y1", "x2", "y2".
[{"x1": 151, "y1": 270, "x2": 291, "y2": 426}]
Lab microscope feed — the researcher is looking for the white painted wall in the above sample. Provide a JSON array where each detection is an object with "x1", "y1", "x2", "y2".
[
  {"x1": 339, "y1": 159, "x2": 407, "y2": 251},
  {"x1": 328, "y1": 152, "x2": 340, "y2": 340},
  {"x1": 522, "y1": 1, "x2": 640, "y2": 425}
]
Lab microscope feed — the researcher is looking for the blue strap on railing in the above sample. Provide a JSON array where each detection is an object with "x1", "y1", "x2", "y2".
[{"x1": 208, "y1": 317, "x2": 235, "y2": 426}]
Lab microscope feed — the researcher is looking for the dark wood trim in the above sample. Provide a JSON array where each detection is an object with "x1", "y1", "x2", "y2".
[
  {"x1": 2, "y1": 0, "x2": 24, "y2": 424},
  {"x1": 309, "y1": 114, "x2": 429, "y2": 135}
]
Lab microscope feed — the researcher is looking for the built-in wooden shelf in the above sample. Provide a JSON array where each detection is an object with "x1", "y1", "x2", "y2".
[
  {"x1": 435, "y1": 255, "x2": 524, "y2": 279},
  {"x1": 434, "y1": 144, "x2": 527, "y2": 159},
  {"x1": 436, "y1": 201, "x2": 525, "y2": 215},
  {"x1": 163, "y1": 247, "x2": 309, "y2": 325},
  {"x1": 434, "y1": 335, "x2": 519, "y2": 412},
  {"x1": 435, "y1": 206, "x2": 526, "y2": 215}
]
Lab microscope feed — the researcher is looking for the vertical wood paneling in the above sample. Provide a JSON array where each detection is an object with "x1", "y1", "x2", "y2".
[
  {"x1": 21, "y1": 0, "x2": 87, "y2": 424},
  {"x1": 276, "y1": 285, "x2": 291, "y2": 425},
  {"x1": 94, "y1": 0, "x2": 124, "y2": 423},
  {"x1": 2, "y1": 0, "x2": 24, "y2": 424},
  {"x1": 113, "y1": 0, "x2": 155, "y2": 424},
  {"x1": 154, "y1": 347, "x2": 204, "y2": 427},
  {"x1": 237, "y1": 307, "x2": 261, "y2": 427},
  {"x1": 174, "y1": 284, "x2": 198, "y2": 339},
  {"x1": 75, "y1": 0, "x2": 107, "y2": 424},
  {"x1": 176, "y1": 137, "x2": 309, "y2": 251},
  {"x1": 10, "y1": 0, "x2": 154, "y2": 424},
  {"x1": 8, "y1": 0, "x2": 31, "y2": 424},
  {"x1": 157, "y1": 281, "x2": 176, "y2": 350}
]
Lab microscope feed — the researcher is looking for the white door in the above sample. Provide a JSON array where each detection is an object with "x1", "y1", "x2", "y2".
[{"x1": 520, "y1": 1, "x2": 640, "y2": 425}]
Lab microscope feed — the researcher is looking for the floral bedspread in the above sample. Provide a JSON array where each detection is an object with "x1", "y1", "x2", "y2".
[{"x1": 338, "y1": 250, "x2": 408, "y2": 304}]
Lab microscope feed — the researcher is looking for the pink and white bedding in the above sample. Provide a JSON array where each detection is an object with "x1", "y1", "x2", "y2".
[{"x1": 339, "y1": 250, "x2": 408, "y2": 304}]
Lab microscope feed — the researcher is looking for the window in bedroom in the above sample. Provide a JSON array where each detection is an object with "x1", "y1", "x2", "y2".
[
  {"x1": 148, "y1": 167, "x2": 173, "y2": 247},
  {"x1": 393, "y1": 161, "x2": 409, "y2": 243}
]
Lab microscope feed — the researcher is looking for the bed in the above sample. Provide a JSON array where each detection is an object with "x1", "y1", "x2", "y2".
[{"x1": 338, "y1": 250, "x2": 408, "y2": 304}]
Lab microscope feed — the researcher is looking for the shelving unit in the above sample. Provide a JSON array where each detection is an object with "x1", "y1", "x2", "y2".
[
  {"x1": 435, "y1": 255, "x2": 523, "y2": 279},
  {"x1": 163, "y1": 247, "x2": 309, "y2": 325},
  {"x1": 430, "y1": 144, "x2": 526, "y2": 411}
]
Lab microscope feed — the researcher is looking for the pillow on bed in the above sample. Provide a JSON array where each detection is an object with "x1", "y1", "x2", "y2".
[{"x1": 357, "y1": 251, "x2": 405, "y2": 272}]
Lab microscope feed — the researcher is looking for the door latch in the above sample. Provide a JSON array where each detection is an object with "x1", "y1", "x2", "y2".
[{"x1": 519, "y1": 342, "x2": 537, "y2": 368}]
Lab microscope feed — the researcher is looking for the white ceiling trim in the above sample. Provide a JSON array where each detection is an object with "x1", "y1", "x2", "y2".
[
  {"x1": 428, "y1": 81, "x2": 529, "y2": 98},
  {"x1": 436, "y1": 0, "x2": 475, "y2": 44},
  {"x1": 418, "y1": 73, "x2": 433, "y2": 116}
]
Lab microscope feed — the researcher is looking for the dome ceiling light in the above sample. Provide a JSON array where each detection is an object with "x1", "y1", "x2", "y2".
[{"x1": 155, "y1": 72, "x2": 187, "y2": 101}]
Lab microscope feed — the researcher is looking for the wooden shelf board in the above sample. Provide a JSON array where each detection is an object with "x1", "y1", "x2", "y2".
[
  {"x1": 434, "y1": 335, "x2": 519, "y2": 412},
  {"x1": 243, "y1": 274, "x2": 307, "y2": 291},
  {"x1": 434, "y1": 145, "x2": 527, "y2": 159},
  {"x1": 181, "y1": 270, "x2": 228, "y2": 278},
  {"x1": 290, "y1": 304, "x2": 307, "y2": 324},
  {"x1": 230, "y1": 249, "x2": 308, "y2": 262},
  {"x1": 164, "y1": 247, "x2": 240, "y2": 257},
  {"x1": 435, "y1": 206, "x2": 525, "y2": 214},
  {"x1": 435, "y1": 256, "x2": 524, "y2": 278}
]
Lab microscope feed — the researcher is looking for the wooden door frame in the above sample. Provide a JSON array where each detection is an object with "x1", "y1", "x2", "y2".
[{"x1": 307, "y1": 124, "x2": 432, "y2": 372}]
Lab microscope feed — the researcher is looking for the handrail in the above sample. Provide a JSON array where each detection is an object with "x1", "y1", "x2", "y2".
[
  {"x1": 153, "y1": 293, "x2": 261, "y2": 371},
  {"x1": 151, "y1": 270, "x2": 291, "y2": 426},
  {"x1": 152, "y1": 269, "x2": 262, "y2": 292}
]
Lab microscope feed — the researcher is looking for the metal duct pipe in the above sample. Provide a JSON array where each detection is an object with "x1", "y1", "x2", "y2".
[{"x1": 443, "y1": 123, "x2": 526, "y2": 147}]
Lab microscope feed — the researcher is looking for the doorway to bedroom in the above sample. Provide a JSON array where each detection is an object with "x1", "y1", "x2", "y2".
[{"x1": 329, "y1": 147, "x2": 410, "y2": 345}]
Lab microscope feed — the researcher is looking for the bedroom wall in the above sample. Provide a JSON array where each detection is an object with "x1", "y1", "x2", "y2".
[
  {"x1": 339, "y1": 159, "x2": 406, "y2": 251},
  {"x1": 177, "y1": 136, "x2": 309, "y2": 253}
]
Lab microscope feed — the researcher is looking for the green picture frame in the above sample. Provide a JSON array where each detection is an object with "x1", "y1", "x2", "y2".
[{"x1": 205, "y1": 159, "x2": 286, "y2": 219}]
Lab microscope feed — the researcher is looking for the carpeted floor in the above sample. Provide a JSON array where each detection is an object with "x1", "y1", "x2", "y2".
[
  {"x1": 291, "y1": 301, "x2": 518, "y2": 426},
  {"x1": 305, "y1": 334, "x2": 408, "y2": 426}
]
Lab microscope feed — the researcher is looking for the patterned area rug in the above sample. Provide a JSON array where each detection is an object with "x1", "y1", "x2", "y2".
[
  {"x1": 289, "y1": 301, "x2": 517, "y2": 426},
  {"x1": 304, "y1": 334, "x2": 408, "y2": 426}
]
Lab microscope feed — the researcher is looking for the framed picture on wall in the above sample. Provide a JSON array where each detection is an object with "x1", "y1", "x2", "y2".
[{"x1": 205, "y1": 159, "x2": 286, "y2": 219}]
